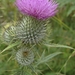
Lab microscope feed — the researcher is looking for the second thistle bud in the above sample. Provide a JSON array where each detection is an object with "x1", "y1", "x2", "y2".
[{"x1": 16, "y1": 47, "x2": 34, "y2": 65}]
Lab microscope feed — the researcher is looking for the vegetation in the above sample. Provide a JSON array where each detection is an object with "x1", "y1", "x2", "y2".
[{"x1": 0, "y1": 0, "x2": 75, "y2": 75}]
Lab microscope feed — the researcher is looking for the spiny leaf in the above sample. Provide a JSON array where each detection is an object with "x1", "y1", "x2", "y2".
[
  {"x1": 44, "y1": 44, "x2": 74, "y2": 50},
  {"x1": 39, "y1": 50, "x2": 45, "y2": 60},
  {"x1": 36, "y1": 52, "x2": 62, "y2": 66},
  {"x1": 0, "y1": 41, "x2": 20, "y2": 54}
]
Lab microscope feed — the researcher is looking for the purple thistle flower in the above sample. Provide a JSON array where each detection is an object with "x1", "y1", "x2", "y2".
[{"x1": 15, "y1": 0, "x2": 58, "y2": 19}]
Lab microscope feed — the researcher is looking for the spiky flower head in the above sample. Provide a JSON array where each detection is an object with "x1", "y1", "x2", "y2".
[
  {"x1": 2, "y1": 26, "x2": 16, "y2": 43},
  {"x1": 15, "y1": 0, "x2": 58, "y2": 19},
  {"x1": 15, "y1": 16, "x2": 47, "y2": 44},
  {"x1": 2, "y1": 16, "x2": 47, "y2": 44},
  {"x1": 16, "y1": 47, "x2": 34, "y2": 66}
]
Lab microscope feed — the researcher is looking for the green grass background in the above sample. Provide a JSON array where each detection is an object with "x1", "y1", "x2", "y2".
[{"x1": 0, "y1": 0, "x2": 75, "y2": 75}]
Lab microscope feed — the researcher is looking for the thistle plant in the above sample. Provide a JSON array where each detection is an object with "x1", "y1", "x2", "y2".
[{"x1": 2, "y1": 0, "x2": 59, "y2": 75}]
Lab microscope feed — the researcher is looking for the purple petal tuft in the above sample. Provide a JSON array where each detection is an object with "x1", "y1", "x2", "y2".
[{"x1": 15, "y1": 0, "x2": 58, "y2": 19}]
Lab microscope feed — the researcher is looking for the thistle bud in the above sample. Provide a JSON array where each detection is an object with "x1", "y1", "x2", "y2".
[
  {"x1": 15, "y1": 16, "x2": 47, "y2": 44},
  {"x1": 2, "y1": 25, "x2": 16, "y2": 43},
  {"x1": 16, "y1": 47, "x2": 34, "y2": 66}
]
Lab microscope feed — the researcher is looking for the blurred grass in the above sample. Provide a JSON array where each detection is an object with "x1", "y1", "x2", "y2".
[{"x1": 0, "y1": 0, "x2": 75, "y2": 75}]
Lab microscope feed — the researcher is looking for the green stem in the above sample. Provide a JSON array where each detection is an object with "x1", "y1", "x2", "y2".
[{"x1": 52, "y1": 17, "x2": 75, "y2": 34}]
